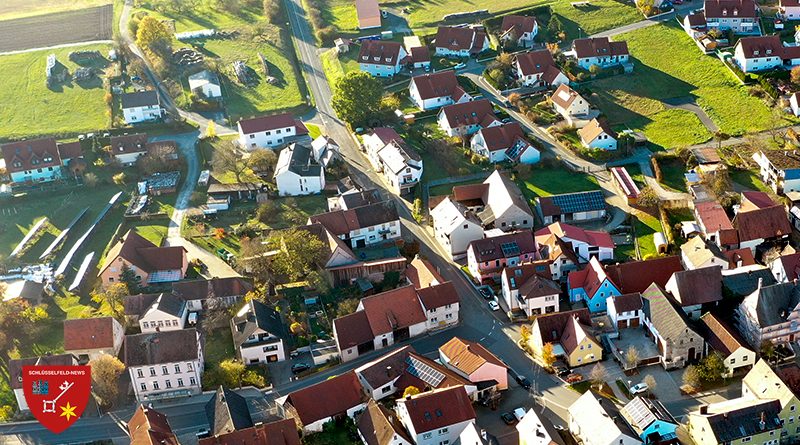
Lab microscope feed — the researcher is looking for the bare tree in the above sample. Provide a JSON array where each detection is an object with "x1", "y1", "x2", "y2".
[
  {"x1": 212, "y1": 140, "x2": 249, "y2": 182},
  {"x1": 589, "y1": 362, "x2": 608, "y2": 387},
  {"x1": 625, "y1": 345, "x2": 640, "y2": 369},
  {"x1": 643, "y1": 374, "x2": 657, "y2": 395}
]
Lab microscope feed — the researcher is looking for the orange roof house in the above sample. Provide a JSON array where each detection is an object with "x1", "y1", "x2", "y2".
[{"x1": 98, "y1": 230, "x2": 188, "y2": 288}]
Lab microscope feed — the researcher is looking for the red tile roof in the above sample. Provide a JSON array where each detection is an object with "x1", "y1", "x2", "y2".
[
  {"x1": 704, "y1": 0, "x2": 757, "y2": 18},
  {"x1": 308, "y1": 201, "x2": 399, "y2": 235},
  {"x1": 740, "y1": 191, "x2": 778, "y2": 211},
  {"x1": 417, "y1": 281, "x2": 459, "y2": 309},
  {"x1": 411, "y1": 46, "x2": 431, "y2": 63},
  {"x1": 358, "y1": 40, "x2": 405, "y2": 66},
  {"x1": 604, "y1": 256, "x2": 684, "y2": 294},
  {"x1": 516, "y1": 49, "x2": 556, "y2": 76},
  {"x1": 357, "y1": 400, "x2": 414, "y2": 445},
  {"x1": 501, "y1": 15, "x2": 537, "y2": 37},
  {"x1": 410, "y1": 71, "x2": 466, "y2": 101},
  {"x1": 567, "y1": 257, "x2": 608, "y2": 297},
  {"x1": 198, "y1": 419, "x2": 301, "y2": 445},
  {"x1": 99, "y1": 229, "x2": 186, "y2": 276},
  {"x1": 438, "y1": 99, "x2": 498, "y2": 129},
  {"x1": 1, "y1": 138, "x2": 61, "y2": 174},
  {"x1": 334, "y1": 310, "x2": 374, "y2": 349},
  {"x1": 532, "y1": 309, "x2": 594, "y2": 355},
  {"x1": 57, "y1": 141, "x2": 83, "y2": 161},
  {"x1": 361, "y1": 285, "x2": 427, "y2": 335},
  {"x1": 129, "y1": 406, "x2": 179, "y2": 445},
  {"x1": 778, "y1": 252, "x2": 800, "y2": 281},
  {"x1": 724, "y1": 248, "x2": 756, "y2": 269},
  {"x1": 284, "y1": 371, "x2": 365, "y2": 426},
  {"x1": 398, "y1": 386, "x2": 475, "y2": 433},
  {"x1": 435, "y1": 26, "x2": 486, "y2": 53},
  {"x1": 440, "y1": 337, "x2": 506, "y2": 375},
  {"x1": 475, "y1": 122, "x2": 530, "y2": 151},
  {"x1": 64, "y1": 317, "x2": 118, "y2": 351},
  {"x1": 610, "y1": 293, "x2": 643, "y2": 313},
  {"x1": 733, "y1": 205, "x2": 791, "y2": 242},
  {"x1": 110, "y1": 133, "x2": 147, "y2": 155},
  {"x1": 572, "y1": 37, "x2": 629, "y2": 59},
  {"x1": 694, "y1": 201, "x2": 737, "y2": 245},
  {"x1": 238, "y1": 113, "x2": 299, "y2": 134},
  {"x1": 535, "y1": 222, "x2": 614, "y2": 249},
  {"x1": 550, "y1": 84, "x2": 582, "y2": 110},
  {"x1": 406, "y1": 257, "x2": 445, "y2": 289},
  {"x1": 468, "y1": 230, "x2": 537, "y2": 263}
]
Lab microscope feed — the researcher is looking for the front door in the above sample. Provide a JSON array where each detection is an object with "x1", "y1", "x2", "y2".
[{"x1": 688, "y1": 347, "x2": 696, "y2": 362}]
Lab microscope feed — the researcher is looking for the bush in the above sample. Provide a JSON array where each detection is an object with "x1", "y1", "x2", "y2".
[{"x1": 316, "y1": 26, "x2": 337, "y2": 44}]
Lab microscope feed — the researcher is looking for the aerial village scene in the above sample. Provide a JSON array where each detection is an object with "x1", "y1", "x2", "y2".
[{"x1": 10, "y1": 0, "x2": 800, "y2": 444}]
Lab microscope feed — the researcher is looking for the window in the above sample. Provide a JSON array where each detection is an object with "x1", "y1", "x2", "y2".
[
  {"x1": 162, "y1": 366, "x2": 168, "y2": 375},
  {"x1": 431, "y1": 317, "x2": 438, "y2": 323},
  {"x1": 743, "y1": 355, "x2": 748, "y2": 361},
  {"x1": 142, "y1": 321, "x2": 149, "y2": 329},
  {"x1": 149, "y1": 367, "x2": 156, "y2": 377},
  {"x1": 439, "y1": 428, "x2": 449, "y2": 434},
  {"x1": 137, "y1": 369, "x2": 144, "y2": 378},
  {"x1": 190, "y1": 377, "x2": 196, "y2": 386},
  {"x1": 382, "y1": 386, "x2": 392, "y2": 394},
  {"x1": 187, "y1": 363, "x2": 194, "y2": 371},
  {"x1": 523, "y1": 220, "x2": 528, "y2": 225},
  {"x1": 741, "y1": 438, "x2": 751, "y2": 443},
  {"x1": 177, "y1": 378, "x2": 184, "y2": 387},
  {"x1": 250, "y1": 134, "x2": 255, "y2": 139},
  {"x1": 446, "y1": 313, "x2": 453, "y2": 319},
  {"x1": 140, "y1": 383, "x2": 147, "y2": 391},
  {"x1": 266, "y1": 131, "x2": 271, "y2": 136},
  {"x1": 730, "y1": 358, "x2": 735, "y2": 364},
  {"x1": 423, "y1": 433, "x2": 433, "y2": 440},
  {"x1": 175, "y1": 364, "x2": 181, "y2": 373}
]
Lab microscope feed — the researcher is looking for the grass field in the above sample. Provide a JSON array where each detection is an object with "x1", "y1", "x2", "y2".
[
  {"x1": 0, "y1": 43, "x2": 111, "y2": 140},
  {"x1": 0, "y1": 0, "x2": 110, "y2": 21},
  {"x1": 731, "y1": 169, "x2": 772, "y2": 193},
  {"x1": 320, "y1": 48, "x2": 360, "y2": 84},
  {"x1": 633, "y1": 210, "x2": 662, "y2": 259},
  {"x1": 133, "y1": 2, "x2": 306, "y2": 120},
  {"x1": 657, "y1": 157, "x2": 688, "y2": 192},
  {"x1": 518, "y1": 164, "x2": 599, "y2": 198},
  {"x1": 591, "y1": 23, "x2": 777, "y2": 146}
]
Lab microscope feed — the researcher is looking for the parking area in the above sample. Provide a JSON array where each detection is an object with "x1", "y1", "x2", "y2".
[
  {"x1": 474, "y1": 378, "x2": 537, "y2": 441},
  {"x1": 609, "y1": 328, "x2": 661, "y2": 364}
]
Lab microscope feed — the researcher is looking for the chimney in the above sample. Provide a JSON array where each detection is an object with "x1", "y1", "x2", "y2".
[
  {"x1": 700, "y1": 405, "x2": 708, "y2": 415},
  {"x1": 758, "y1": 278, "x2": 763, "y2": 289},
  {"x1": 759, "y1": 412, "x2": 766, "y2": 430}
]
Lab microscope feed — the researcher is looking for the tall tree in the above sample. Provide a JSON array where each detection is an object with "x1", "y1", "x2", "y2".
[
  {"x1": 90, "y1": 355, "x2": 125, "y2": 407},
  {"x1": 541, "y1": 342, "x2": 556, "y2": 368},
  {"x1": 119, "y1": 264, "x2": 142, "y2": 294},
  {"x1": 0, "y1": 299, "x2": 48, "y2": 365},
  {"x1": 212, "y1": 140, "x2": 249, "y2": 182},
  {"x1": 248, "y1": 149, "x2": 278, "y2": 178},
  {"x1": 331, "y1": 71, "x2": 383, "y2": 127},
  {"x1": 91, "y1": 283, "x2": 129, "y2": 322},
  {"x1": 264, "y1": 228, "x2": 326, "y2": 281},
  {"x1": 683, "y1": 364, "x2": 701, "y2": 389},
  {"x1": 135, "y1": 16, "x2": 172, "y2": 57},
  {"x1": 625, "y1": 345, "x2": 640, "y2": 369},
  {"x1": 698, "y1": 352, "x2": 726, "y2": 382}
]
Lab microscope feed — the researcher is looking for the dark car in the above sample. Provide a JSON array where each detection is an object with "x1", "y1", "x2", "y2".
[
  {"x1": 501, "y1": 412, "x2": 517, "y2": 425},
  {"x1": 478, "y1": 286, "x2": 494, "y2": 300},
  {"x1": 291, "y1": 363, "x2": 311, "y2": 374},
  {"x1": 554, "y1": 366, "x2": 570, "y2": 377},
  {"x1": 516, "y1": 375, "x2": 532, "y2": 390}
]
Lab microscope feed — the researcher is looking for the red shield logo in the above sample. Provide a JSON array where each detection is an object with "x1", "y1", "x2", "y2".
[{"x1": 22, "y1": 365, "x2": 91, "y2": 434}]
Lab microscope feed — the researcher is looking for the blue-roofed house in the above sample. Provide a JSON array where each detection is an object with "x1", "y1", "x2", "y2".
[
  {"x1": 619, "y1": 397, "x2": 679, "y2": 445},
  {"x1": 536, "y1": 190, "x2": 606, "y2": 225},
  {"x1": 567, "y1": 257, "x2": 620, "y2": 313}
]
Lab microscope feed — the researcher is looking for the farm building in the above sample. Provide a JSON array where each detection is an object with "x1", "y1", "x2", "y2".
[
  {"x1": 610, "y1": 167, "x2": 640, "y2": 204},
  {"x1": 188, "y1": 70, "x2": 222, "y2": 98},
  {"x1": 535, "y1": 190, "x2": 607, "y2": 225},
  {"x1": 355, "y1": 0, "x2": 381, "y2": 29}
]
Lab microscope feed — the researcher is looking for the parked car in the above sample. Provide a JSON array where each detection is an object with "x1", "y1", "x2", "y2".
[
  {"x1": 554, "y1": 365, "x2": 570, "y2": 377},
  {"x1": 565, "y1": 373, "x2": 583, "y2": 383},
  {"x1": 488, "y1": 300, "x2": 500, "y2": 311},
  {"x1": 501, "y1": 412, "x2": 517, "y2": 425},
  {"x1": 513, "y1": 408, "x2": 526, "y2": 421},
  {"x1": 516, "y1": 374, "x2": 531, "y2": 390},
  {"x1": 630, "y1": 383, "x2": 649, "y2": 395},
  {"x1": 291, "y1": 363, "x2": 311, "y2": 374},
  {"x1": 478, "y1": 286, "x2": 494, "y2": 300}
]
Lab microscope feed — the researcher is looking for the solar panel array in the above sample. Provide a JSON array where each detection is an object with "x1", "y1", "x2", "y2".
[
  {"x1": 549, "y1": 190, "x2": 605, "y2": 213},
  {"x1": 406, "y1": 356, "x2": 445, "y2": 387},
  {"x1": 500, "y1": 242, "x2": 521, "y2": 257},
  {"x1": 620, "y1": 397, "x2": 655, "y2": 428}
]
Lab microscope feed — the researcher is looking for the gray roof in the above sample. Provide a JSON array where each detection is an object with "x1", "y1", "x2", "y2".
[
  {"x1": 230, "y1": 300, "x2": 288, "y2": 348},
  {"x1": 722, "y1": 268, "x2": 777, "y2": 297},
  {"x1": 121, "y1": 90, "x2": 160, "y2": 109},
  {"x1": 357, "y1": 345, "x2": 415, "y2": 390},
  {"x1": 123, "y1": 329, "x2": 201, "y2": 366},
  {"x1": 744, "y1": 282, "x2": 800, "y2": 327},
  {"x1": 205, "y1": 386, "x2": 253, "y2": 436},
  {"x1": 18, "y1": 280, "x2": 45, "y2": 302},
  {"x1": 669, "y1": 266, "x2": 723, "y2": 306},
  {"x1": 124, "y1": 293, "x2": 161, "y2": 317},
  {"x1": 641, "y1": 283, "x2": 696, "y2": 342},
  {"x1": 281, "y1": 143, "x2": 321, "y2": 177},
  {"x1": 341, "y1": 189, "x2": 383, "y2": 209},
  {"x1": 704, "y1": 399, "x2": 782, "y2": 442},
  {"x1": 147, "y1": 293, "x2": 185, "y2": 318}
]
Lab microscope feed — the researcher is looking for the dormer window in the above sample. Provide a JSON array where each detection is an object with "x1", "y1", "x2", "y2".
[
  {"x1": 373, "y1": 56, "x2": 380, "y2": 61},
  {"x1": 362, "y1": 56, "x2": 368, "y2": 60},
  {"x1": 12, "y1": 161, "x2": 21, "y2": 168},
  {"x1": 722, "y1": 9, "x2": 728, "y2": 15},
  {"x1": 754, "y1": 50, "x2": 760, "y2": 55},
  {"x1": 733, "y1": 8, "x2": 738, "y2": 15},
  {"x1": 766, "y1": 49, "x2": 772, "y2": 55},
  {"x1": 43, "y1": 156, "x2": 53, "y2": 163}
]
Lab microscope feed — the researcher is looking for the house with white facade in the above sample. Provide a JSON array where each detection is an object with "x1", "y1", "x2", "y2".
[
  {"x1": 470, "y1": 122, "x2": 540, "y2": 164},
  {"x1": 680, "y1": 235, "x2": 731, "y2": 270},
  {"x1": 535, "y1": 222, "x2": 615, "y2": 263},
  {"x1": 137, "y1": 293, "x2": 188, "y2": 333},
  {"x1": 431, "y1": 197, "x2": 485, "y2": 260},
  {"x1": 517, "y1": 409, "x2": 566, "y2": 445},
  {"x1": 109, "y1": 133, "x2": 148, "y2": 166},
  {"x1": 124, "y1": 328, "x2": 204, "y2": 402},
  {"x1": 607, "y1": 293, "x2": 643, "y2": 330},
  {"x1": 781, "y1": 0, "x2": 800, "y2": 19},
  {"x1": 121, "y1": 90, "x2": 163, "y2": 124},
  {"x1": 733, "y1": 35, "x2": 800, "y2": 72},
  {"x1": 500, "y1": 15, "x2": 538, "y2": 48},
  {"x1": 63, "y1": 317, "x2": 125, "y2": 363},
  {"x1": 452, "y1": 171, "x2": 535, "y2": 231},
  {"x1": 278, "y1": 371, "x2": 367, "y2": 433},
  {"x1": 1, "y1": 138, "x2": 64, "y2": 183},
  {"x1": 171, "y1": 277, "x2": 253, "y2": 312},
  {"x1": 308, "y1": 200, "x2": 401, "y2": 249},
  {"x1": 434, "y1": 26, "x2": 489, "y2": 57},
  {"x1": 237, "y1": 113, "x2": 309, "y2": 150},
  {"x1": 501, "y1": 263, "x2": 561, "y2": 317},
  {"x1": 571, "y1": 37, "x2": 630, "y2": 70},
  {"x1": 699, "y1": 312, "x2": 756, "y2": 377},
  {"x1": 535, "y1": 234, "x2": 579, "y2": 281},
  {"x1": 665, "y1": 266, "x2": 723, "y2": 319},
  {"x1": 550, "y1": 84, "x2": 591, "y2": 124},
  {"x1": 753, "y1": 148, "x2": 800, "y2": 194},
  {"x1": 515, "y1": 49, "x2": 568, "y2": 88},
  {"x1": 732, "y1": 201, "x2": 791, "y2": 254},
  {"x1": 568, "y1": 391, "x2": 642, "y2": 445},
  {"x1": 355, "y1": 345, "x2": 416, "y2": 401},
  {"x1": 437, "y1": 99, "x2": 500, "y2": 137},
  {"x1": 409, "y1": 70, "x2": 471, "y2": 111},
  {"x1": 693, "y1": 200, "x2": 738, "y2": 249},
  {"x1": 578, "y1": 119, "x2": 617, "y2": 150},
  {"x1": 417, "y1": 281, "x2": 460, "y2": 331},
  {"x1": 737, "y1": 280, "x2": 800, "y2": 348},
  {"x1": 231, "y1": 299, "x2": 289, "y2": 364},
  {"x1": 358, "y1": 40, "x2": 408, "y2": 77},
  {"x1": 770, "y1": 251, "x2": 800, "y2": 282},
  {"x1": 467, "y1": 230, "x2": 539, "y2": 283},
  {"x1": 363, "y1": 128, "x2": 423, "y2": 195},
  {"x1": 703, "y1": 0, "x2": 760, "y2": 34},
  {"x1": 396, "y1": 386, "x2": 476, "y2": 445},
  {"x1": 439, "y1": 337, "x2": 508, "y2": 394},
  {"x1": 274, "y1": 143, "x2": 325, "y2": 196},
  {"x1": 188, "y1": 70, "x2": 222, "y2": 98}
]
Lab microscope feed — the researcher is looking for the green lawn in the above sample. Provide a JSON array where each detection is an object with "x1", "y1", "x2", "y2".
[
  {"x1": 133, "y1": 3, "x2": 306, "y2": 120},
  {"x1": 0, "y1": 43, "x2": 111, "y2": 140},
  {"x1": 633, "y1": 210, "x2": 663, "y2": 259},
  {"x1": 0, "y1": 0, "x2": 110, "y2": 20},
  {"x1": 591, "y1": 23, "x2": 778, "y2": 146},
  {"x1": 731, "y1": 169, "x2": 772, "y2": 193},
  {"x1": 204, "y1": 328, "x2": 236, "y2": 365},
  {"x1": 518, "y1": 165, "x2": 599, "y2": 198},
  {"x1": 307, "y1": 123, "x2": 322, "y2": 140},
  {"x1": 621, "y1": 163, "x2": 646, "y2": 189},
  {"x1": 321, "y1": 48, "x2": 361, "y2": 84},
  {"x1": 657, "y1": 157, "x2": 688, "y2": 192}
]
